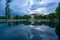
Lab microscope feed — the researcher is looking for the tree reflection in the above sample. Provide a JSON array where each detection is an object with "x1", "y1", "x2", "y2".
[
  {"x1": 0, "y1": 21, "x2": 57, "y2": 28},
  {"x1": 55, "y1": 22, "x2": 60, "y2": 40},
  {"x1": 8, "y1": 21, "x2": 31, "y2": 26}
]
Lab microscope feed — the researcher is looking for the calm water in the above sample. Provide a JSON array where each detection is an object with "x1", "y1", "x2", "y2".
[{"x1": 0, "y1": 21, "x2": 59, "y2": 40}]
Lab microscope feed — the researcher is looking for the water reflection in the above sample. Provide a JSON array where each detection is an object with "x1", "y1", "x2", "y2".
[
  {"x1": 0, "y1": 21, "x2": 57, "y2": 27},
  {"x1": 55, "y1": 22, "x2": 60, "y2": 40},
  {"x1": 0, "y1": 21, "x2": 59, "y2": 40},
  {"x1": 8, "y1": 21, "x2": 31, "y2": 26}
]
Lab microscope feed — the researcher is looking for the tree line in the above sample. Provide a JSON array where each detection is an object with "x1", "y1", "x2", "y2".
[{"x1": 0, "y1": 0, "x2": 60, "y2": 21}]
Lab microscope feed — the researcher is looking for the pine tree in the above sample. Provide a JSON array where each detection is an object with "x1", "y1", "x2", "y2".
[{"x1": 5, "y1": 0, "x2": 12, "y2": 19}]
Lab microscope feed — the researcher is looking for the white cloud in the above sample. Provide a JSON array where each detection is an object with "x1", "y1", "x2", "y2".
[
  {"x1": 27, "y1": 0, "x2": 60, "y2": 14},
  {"x1": 28, "y1": 7, "x2": 49, "y2": 14},
  {"x1": 39, "y1": 0, "x2": 59, "y2": 5},
  {"x1": 8, "y1": 0, "x2": 60, "y2": 15}
]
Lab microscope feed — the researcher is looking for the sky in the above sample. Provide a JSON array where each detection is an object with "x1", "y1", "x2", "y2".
[{"x1": 0, "y1": 0, "x2": 60, "y2": 16}]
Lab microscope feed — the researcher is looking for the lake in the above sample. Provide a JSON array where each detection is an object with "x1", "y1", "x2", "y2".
[{"x1": 0, "y1": 21, "x2": 59, "y2": 40}]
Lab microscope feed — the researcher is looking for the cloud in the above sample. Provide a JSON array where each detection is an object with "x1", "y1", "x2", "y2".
[
  {"x1": 29, "y1": 0, "x2": 60, "y2": 14},
  {"x1": 27, "y1": 0, "x2": 60, "y2": 15},
  {"x1": 0, "y1": 0, "x2": 60, "y2": 15},
  {"x1": 28, "y1": 7, "x2": 49, "y2": 14}
]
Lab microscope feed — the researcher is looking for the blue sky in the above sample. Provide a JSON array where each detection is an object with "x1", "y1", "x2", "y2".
[{"x1": 0, "y1": 0, "x2": 60, "y2": 16}]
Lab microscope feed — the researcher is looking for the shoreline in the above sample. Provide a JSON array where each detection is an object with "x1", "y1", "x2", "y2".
[{"x1": 0, "y1": 19, "x2": 58, "y2": 22}]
